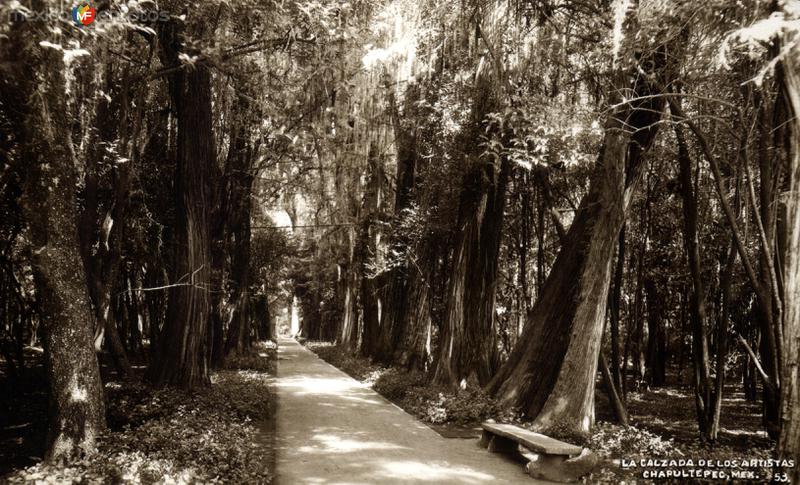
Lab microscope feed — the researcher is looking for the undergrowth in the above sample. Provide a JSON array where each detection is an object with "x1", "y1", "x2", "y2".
[
  {"x1": 306, "y1": 342, "x2": 499, "y2": 425},
  {"x1": 306, "y1": 342, "x2": 777, "y2": 485},
  {"x1": 6, "y1": 342, "x2": 277, "y2": 484}
]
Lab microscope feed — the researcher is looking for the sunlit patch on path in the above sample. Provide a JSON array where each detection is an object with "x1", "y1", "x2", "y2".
[{"x1": 274, "y1": 337, "x2": 537, "y2": 484}]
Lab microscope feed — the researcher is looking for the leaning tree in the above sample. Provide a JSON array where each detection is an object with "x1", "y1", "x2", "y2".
[{"x1": 487, "y1": 4, "x2": 685, "y2": 438}]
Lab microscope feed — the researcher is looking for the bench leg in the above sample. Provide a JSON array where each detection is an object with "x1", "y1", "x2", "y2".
[
  {"x1": 525, "y1": 449, "x2": 598, "y2": 483},
  {"x1": 526, "y1": 454, "x2": 570, "y2": 482},
  {"x1": 478, "y1": 431, "x2": 526, "y2": 463},
  {"x1": 487, "y1": 435, "x2": 518, "y2": 454}
]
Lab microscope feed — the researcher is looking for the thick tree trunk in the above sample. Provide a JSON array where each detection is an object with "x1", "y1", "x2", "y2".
[
  {"x1": 225, "y1": 291, "x2": 252, "y2": 356},
  {"x1": 372, "y1": 85, "x2": 419, "y2": 361},
  {"x1": 339, "y1": 257, "x2": 361, "y2": 350},
  {"x1": 487, "y1": 39, "x2": 675, "y2": 437},
  {"x1": 433, "y1": 70, "x2": 510, "y2": 388},
  {"x1": 778, "y1": 44, "x2": 800, "y2": 484},
  {"x1": 393, "y1": 240, "x2": 435, "y2": 371},
  {"x1": 6, "y1": 15, "x2": 106, "y2": 459},
  {"x1": 222, "y1": 104, "x2": 256, "y2": 358},
  {"x1": 433, "y1": 166, "x2": 509, "y2": 386},
  {"x1": 253, "y1": 296, "x2": 272, "y2": 341},
  {"x1": 149, "y1": 21, "x2": 214, "y2": 389},
  {"x1": 358, "y1": 144, "x2": 385, "y2": 358}
]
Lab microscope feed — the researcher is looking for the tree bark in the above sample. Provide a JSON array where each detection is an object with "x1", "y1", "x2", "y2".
[
  {"x1": 253, "y1": 295, "x2": 272, "y2": 341},
  {"x1": 674, "y1": 117, "x2": 713, "y2": 437},
  {"x1": 339, "y1": 258, "x2": 361, "y2": 350},
  {"x1": 373, "y1": 84, "x2": 418, "y2": 361},
  {"x1": 609, "y1": 227, "x2": 626, "y2": 394},
  {"x1": 599, "y1": 352, "x2": 629, "y2": 426},
  {"x1": 777, "y1": 39, "x2": 800, "y2": 484},
  {"x1": 223, "y1": 98, "x2": 257, "y2": 359},
  {"x1": 149, "y1": 20, "x2": 215, "y2": 389},
  {"x1": 644, "y1": 277, "x2": 666, "y2": 388},
  {"x1": 433, "y1": 70, "x2": 510, "y2": 388},
  {"x1": 358, "y1": 142, "x2": 386, "y2": 358},
  {"x1": 487, "y1": 36, "x2": 677, "y2": 437},
  {"x1": 394, "y1": 238, "x2": 436, "y2": 371},
  {"x1": 5, "y1": 11, "x2": 106, "y2": 459}
]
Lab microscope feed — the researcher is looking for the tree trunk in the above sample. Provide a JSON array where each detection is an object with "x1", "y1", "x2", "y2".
[
  {"x1": 674, "y1": 118, "x2": 713, "y2": 438},
  {"x1": 339, "y1": 257, "x2": 361, "y2": 350},
  {"x1": 709, "y1": 239, "x2": 737, "y2": 441},
  {"x1": 487, "y1": 38, "x2": 676, "y2": 437},
  {"x1": 394, "y1": 240, "x2": 435, "y2": 371},
  {"x1": 631, "y1": 224, "x2": 647, "y2": 389},
  {"x1": 222, "y1": 99, "x2": 257, "y2": 359},
  {"x1": 6, "y1": 13, "x2": 106, "y2": 459},
  {"x1": 644, "y1": 278, "x2": 666, "y2": 388},
  {"x1": 609, "y1": 227, "x2": 626, "y2": 394},
  {"x1": 433, "y1": 71, "x2": 510, "y2": 388},
  {"x1": 208, "y1": 165, "x2": 227, "y2": 367},
  {"x1": 599, "y1": 352, "x2": 629, "y2": 426},
  {"x1": 253, "y1": 296, "x2": 272, "y2": 341},
  {"x1": 777, "y1": 40, "x2": 800, "y2": 484},
  {"x1": 358, "y1": 143, "x2": 385, "y2": 358},
  {"x1": 149, "y1": 21, "x2": 214, "y2": 389},
  {"x1": 372, "y1": 84, "x2": 418, "y2": 361}
]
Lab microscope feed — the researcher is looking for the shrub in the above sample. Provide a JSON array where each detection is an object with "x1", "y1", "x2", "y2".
[
  {"x1": 306, "y1": 342, "x2": 498, "y2": 426},
  {"x1": 8, "y1": 353, "x2": 276, "y2": 484},
  {"x1": 306, "y1": 342, "x2": 382, "y2": 381},
  {"x1": 440, "y1": 388, "x2": 499, "y2": 424},
  {"x1": 400, "y1": 385, "x2": 499, "y2": 425},
  {"x1": 588, "y1": 422, "x2": 677, "y2": 458},
  {"x1": 373, "y1": 369, "x2": 425, "y2": 400}
]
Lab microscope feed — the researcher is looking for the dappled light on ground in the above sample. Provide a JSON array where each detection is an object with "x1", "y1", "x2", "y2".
[
  {"x1": 378, "y1": 460, "x2": 496, "y2": 482},
  {"x1": 298, "y1": 434, "x2": 408, "y2": 454},
  {"x1": 274, "y1": 338, "x2": 534, "y2": 484}
]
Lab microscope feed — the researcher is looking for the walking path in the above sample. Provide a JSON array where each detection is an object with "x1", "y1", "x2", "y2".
[{"x1": 274, "y1": 337, "x2": 538, "y2": 484}]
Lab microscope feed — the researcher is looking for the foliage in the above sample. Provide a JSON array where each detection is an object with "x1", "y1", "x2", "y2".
[
  {"x1": 309, "y1": 343, "x2": 499, "y2": 425},
  {"x1": 306, "y1": 342, "x2": 384, "y2": 382},
  {"x1": 223, "y1": 341, "x2": 279, "y2": 374},
  {"x1": 6, "y1": 352, "x2": 276, "y2": 484},
  {"x1": 372, "y1": 368, "x2": 425, "y2": 399},
  {"x1": 588, "y1": 422, "x2": 678, "y2": 458},
  {"x1": 2, "y1": 0, "x2": 800, "y2": 478},
  {"x1": 403, "y1": 387, "x2": 500, "y2": 425}
]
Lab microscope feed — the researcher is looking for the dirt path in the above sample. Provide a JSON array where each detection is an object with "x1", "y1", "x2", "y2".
[{"x1": 273, "y1": 337, "x2": 539, "y2": 484}]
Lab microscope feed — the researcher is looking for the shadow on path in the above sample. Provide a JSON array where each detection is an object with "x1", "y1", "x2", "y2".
[{"x1": 274, "y1": 337, "x2": 543, "y2": 484}]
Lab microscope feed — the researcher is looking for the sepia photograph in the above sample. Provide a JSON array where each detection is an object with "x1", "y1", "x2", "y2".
[{"x1": 0, "y1": 0, "x2": 799, "y2": 483}]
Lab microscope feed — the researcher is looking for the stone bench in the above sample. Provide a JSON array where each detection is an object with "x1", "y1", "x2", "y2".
[{"x1": 479, "y1": 422, "x2": 598, "y2": 482}]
